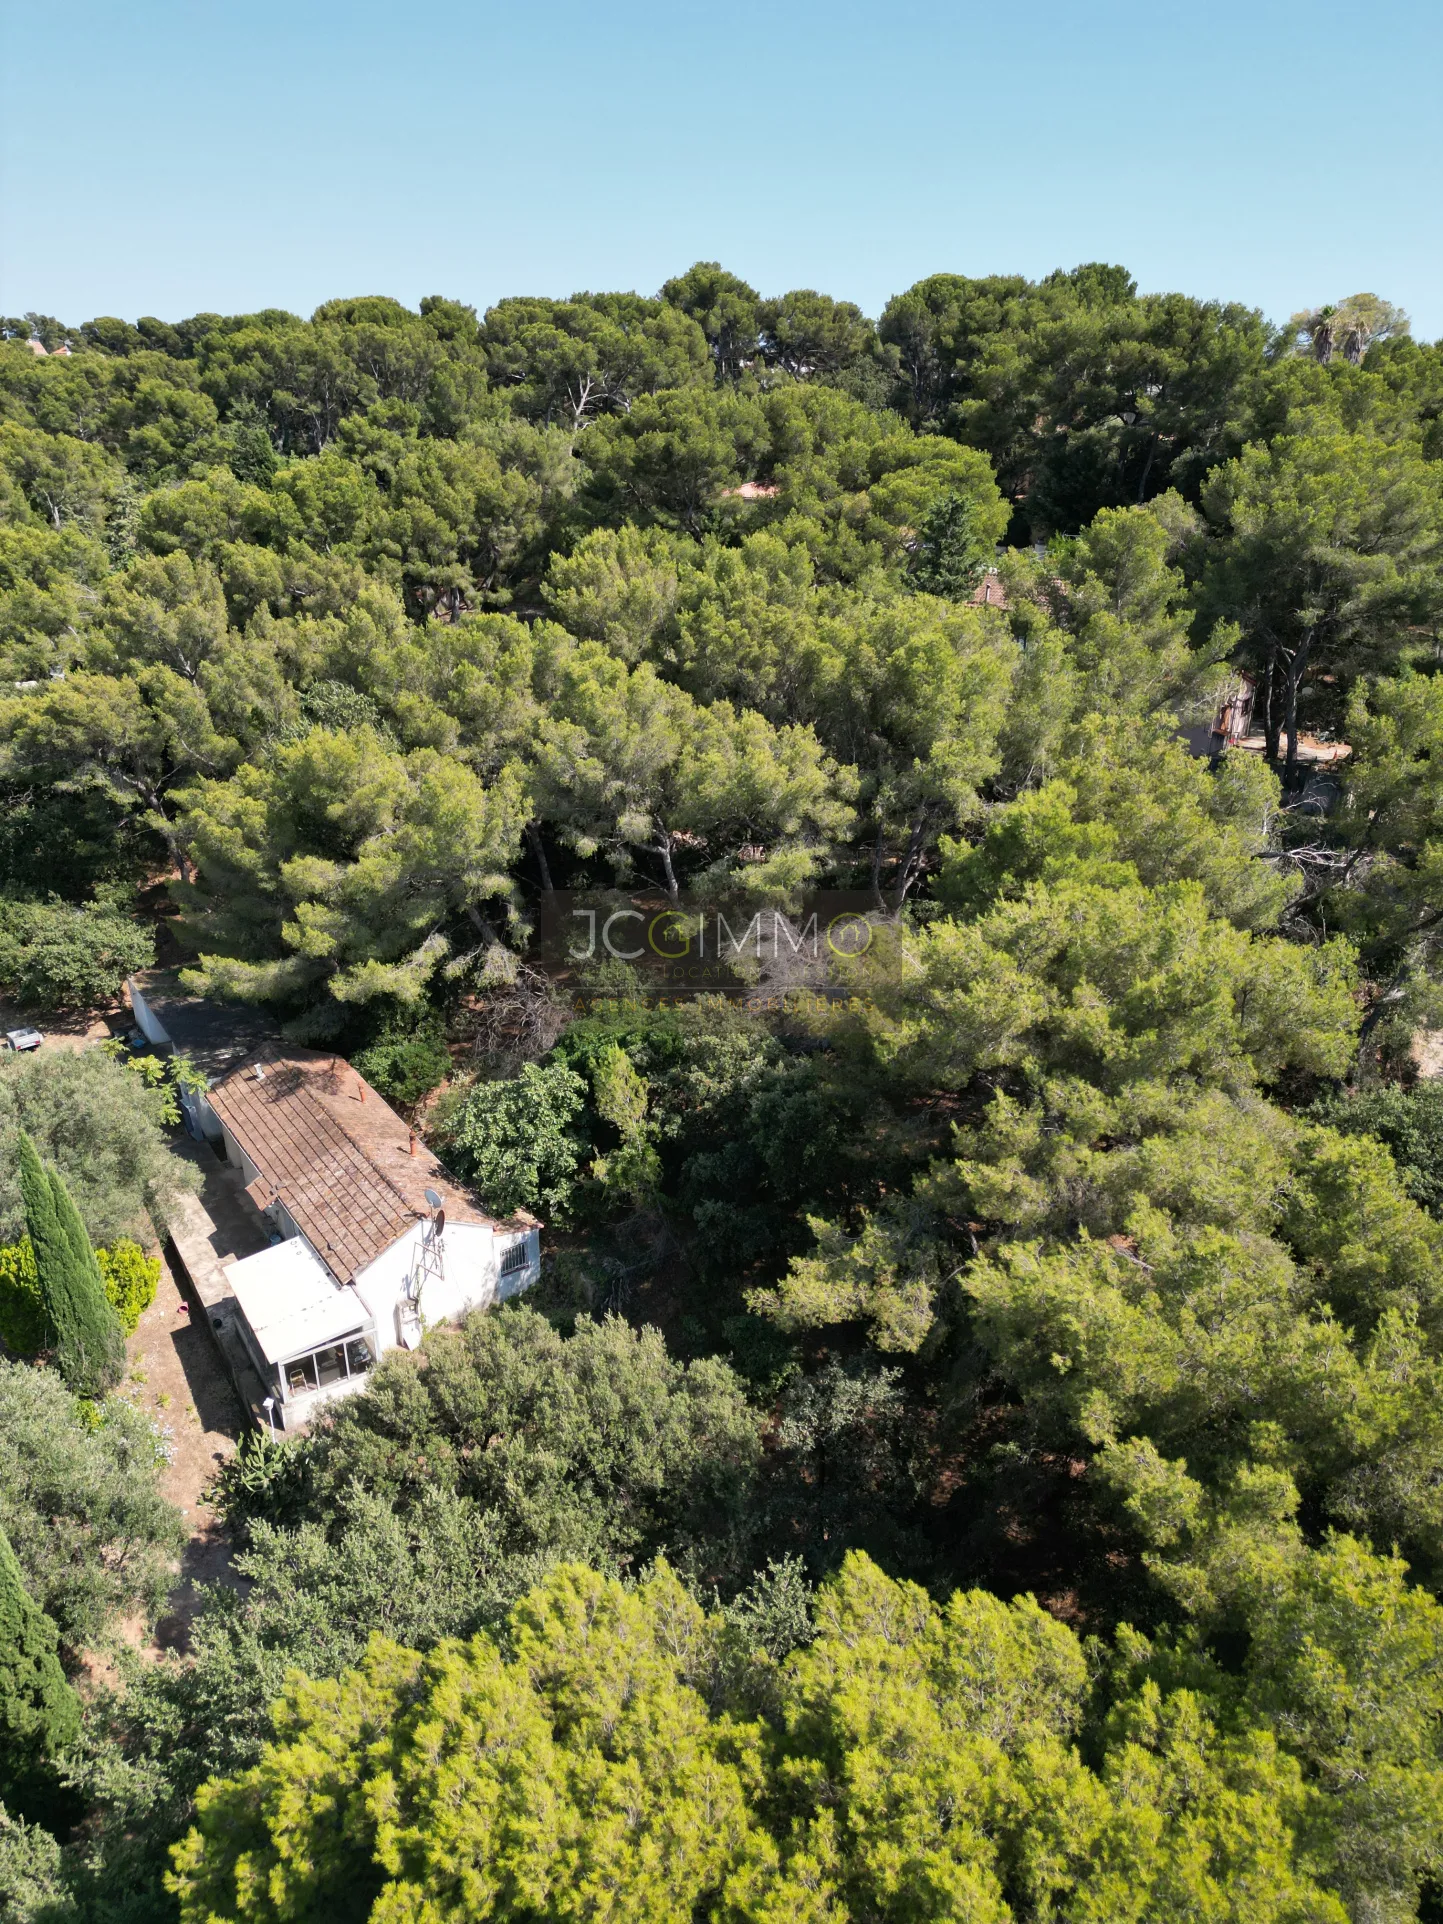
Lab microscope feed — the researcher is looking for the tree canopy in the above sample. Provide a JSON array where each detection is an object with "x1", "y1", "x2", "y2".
[{"x1": 3, "y1": 265, "x2": 1443, "y2": 1923}]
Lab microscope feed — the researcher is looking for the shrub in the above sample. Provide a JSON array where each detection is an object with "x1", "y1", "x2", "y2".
[
  {"x1": 0, "y1": 1242, "x2": 44, "y2": 1356},
  {"x1": 353, "y1": 1017, "x2": 452, "y2": 1108},
  {"x1": 0, "y1": 896, "x2": 154, "y2": 1013},
  {"x1": 442, "y1": 1060, "x2": 588, "y2": 1217},
  {"x1": 0, "y1": 1801, "x2": 66, "y2": 1922},
  {"x1": 0, "y1": 1359, "x2": 185, "y2": 1642},
  {"x1": 0, "y1": 1236, "x2": 158, "y2": 1352},
  {"x1": 209, "y1": 1428, "x2": 313, "y2": 1540},
  {"x1": 96, "y1": 1239, "x2": 160, "y2": 1335}
]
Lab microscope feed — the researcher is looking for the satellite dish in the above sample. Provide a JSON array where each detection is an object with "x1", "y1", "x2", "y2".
[
  {"x1": 424, "y1": 1187, "x2": 444, "y2": 1210},
  {"x1": 433, "y1": 1208, "x2": 445, "y2": 1237}
]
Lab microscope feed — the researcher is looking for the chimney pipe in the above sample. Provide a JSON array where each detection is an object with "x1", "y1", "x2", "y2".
[
  {"x1": 357, "y1": 1075, "x2": 366, "y2": 1103},
  {"x1": 409, "y1": 1131, "x2": 417, "y2": 1157}
]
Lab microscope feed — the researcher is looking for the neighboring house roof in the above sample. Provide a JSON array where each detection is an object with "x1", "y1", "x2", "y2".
[
  {"x1": 225, "y1": 1236, "x2": 368, "y2": 1364},
  {"x1": 969, "y1": 573, "x2": 1009, "y2": 610},
  {"x1": 126, "y1": 969, "x2": 281, "y2": 1080},
  {"x1": 206, "y1": 1045, "x2": 531, "y2": 1285}
]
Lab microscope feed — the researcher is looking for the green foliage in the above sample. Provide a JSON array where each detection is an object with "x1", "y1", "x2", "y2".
[
  {"x1": 542, "y1": 521, "x2": 681, "y2": 660},
  {"x1": 586, "y1": 1041, "x2": 661, "y2": 1203},
  {"x1": 208, "y1": 1426, "x2": 314, "y2": 1540},
  {"x1": 531, "y1": 636, "x2": 856, "y2": 902},
  {"x1": 0, "y1": 895, "x2": 154, "y2": 1013},
  {"x1": 878, "y1": 266, "x2": 1270, "y2": 535},
  {"x1": 0, "y1": 1032, "x2": 195, "y2": 1248},
  {"x1": 481, "y1": 290, "x2": 711, "y2": 428},
  {"x1": 0, "y1": 1523, "x2": 79, "y2": 1811},
  {"x1": 0, "y1": 1232, "x2": 155, "y2": 1350},
  {"x1": 442, "y1": 1060, "x2": 589, "y2": 1217},
  {"x1": 95, "y1": 1237, "x2": 159, "y2": 1335},
  {"x1": 97, "y1": 1034, "x2": 207, "y2": 1127},
  {"x1": 0, "y1": 1802, "x2": 66, "y2": 1923},
  {"x1": 352, "y1": 1008, "x2": 452, "y2": 1108},
  {"x1": 309, "y1": 1305, "x2": 762, "y2": 1583},
  {"x1": 0, "y1": 1237, "x2": 44, "y2": 1354},
  {"x1": 909, "y1": 486, "x2": 1001, "y2": 594},
  {"x1": 660, "y1": 262, "x2": 762, "y2": 379},
  {"x1": 0, "y1": 1358, "x2": 184, "y2": 1643},
  {"x1": 1099, "y1": 1453, "x2": 1443, "y2": 1916},
  {"x1": 89, "y1": 1487, "x2": 564, "y2": 1885},
  {"x1": 851, "y1": 872, "x2": 1358, "y2": 1101},
  {"x1": 1201, "y1": 426, "x2": 1443, "y2": 770},
  {"x1": 177, "y1": 724, "x2": 527, "y2": 1009},
  {"x1": 167, "y1": 1552, "x2": 1350, "y2": 1924},
  {"x1": 1310, "y1": 1080, "x2": 1443, "y2": 1217},
  {"x1": 16, "y1": 1132, "x2": 123, "y2": 1397},
  {"x1": 939, "y1": 734, "x2": 1297, "y2": 933}
]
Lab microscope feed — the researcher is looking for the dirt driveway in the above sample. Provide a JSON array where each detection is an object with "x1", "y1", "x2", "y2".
[
  {"x1": 0, "y1": 995, "x2": 121, "y2": 1056},
  {"x1": 117, "y1": 1253, "x2": 246, "y2": 1652}
]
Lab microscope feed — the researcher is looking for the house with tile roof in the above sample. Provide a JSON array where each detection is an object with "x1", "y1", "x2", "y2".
[
  {"x1": 135, "y1": 1006, "x2": 541, "y2": 1427},
  {"x1": 209, "y1": 1046, "x2": 540, "y2": 1426}
]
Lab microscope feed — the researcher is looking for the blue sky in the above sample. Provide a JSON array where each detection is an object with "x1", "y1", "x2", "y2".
[{"x1": 2, "y1": 0, "x2": 1438, "y2": 336}]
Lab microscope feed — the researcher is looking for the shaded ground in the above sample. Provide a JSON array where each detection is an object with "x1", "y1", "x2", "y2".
[
  {"x1": 116, "y1": 1253, "x2": 246, "y2": 1653},
  {"x1": 0, "y1": 993, "x2": 121, "y2": 1055},
  {"x1": 171, "y1": 1134, "x2": 273, "y2": 1272}
]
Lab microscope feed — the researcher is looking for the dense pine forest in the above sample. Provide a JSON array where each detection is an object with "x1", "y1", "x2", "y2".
[{"x1": 1, "y1": 266, "x2": 1443, "y2": 1922}]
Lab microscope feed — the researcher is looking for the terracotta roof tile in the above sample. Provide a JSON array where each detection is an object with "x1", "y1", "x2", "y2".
[
  {"x1": 208, "y1": 1052, "x2": 420, "y2": 1282},
  {"x1": 208, "y1": 1044, "x2": 539, "y2": 1285}
]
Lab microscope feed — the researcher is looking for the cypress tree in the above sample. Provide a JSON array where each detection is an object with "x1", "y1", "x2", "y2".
[
  {"x1": 0, "y1": 1523, "x2": 80, "y2": 1806},
  {"x1": 15, "y1": 1133, "x2": 124, "y2": 1397}
]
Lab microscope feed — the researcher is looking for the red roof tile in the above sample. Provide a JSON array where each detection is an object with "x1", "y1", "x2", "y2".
[{"x1": 207, "y1": 1046, "x2": 533, "y2": 1283}]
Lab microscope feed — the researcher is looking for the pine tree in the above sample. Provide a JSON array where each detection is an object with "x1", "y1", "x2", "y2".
[
  {"x1": 0, "y1": 1524, "x2": 80, "y2": 1806},
  {"x1": 16, "y1": 1132, "x2": 124, "y2": 1397}
]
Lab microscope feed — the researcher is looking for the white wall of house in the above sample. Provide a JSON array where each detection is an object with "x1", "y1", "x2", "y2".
[
  {"x1": 416, "y1": 1221, "x2": 497, "y2": 1328},
  {"x1": 497, "y1": 1227, "x2": 541, "y2": 1301},
  {"x1": 188, "y1": 1089, "x2": 224, "y2": 1141},
  {"x1": 352, "y1": 1220, "x2": 426, "y2": 1351},
  {"x1": 350, "y1": 1221, "x2": 540, "y2": 1352},
  {"x1": 126, "y1": 981, "x2": 223, "y2": 1139},
  {"x1": 219, "y1": 1123, "x2": 261, "y2": 1189},
  {"x1": 128, "y1": 980, "x2": 169, "y2": 1047}
]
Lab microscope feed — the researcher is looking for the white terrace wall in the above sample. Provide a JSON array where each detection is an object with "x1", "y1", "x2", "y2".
[{"x1": 128, "y1": 980, "x2": 224, "y2": 1139}]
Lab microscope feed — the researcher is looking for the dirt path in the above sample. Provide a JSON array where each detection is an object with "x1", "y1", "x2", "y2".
[{"x1": 117, "y1": 1253, "x2": 246, "y2": 1653}]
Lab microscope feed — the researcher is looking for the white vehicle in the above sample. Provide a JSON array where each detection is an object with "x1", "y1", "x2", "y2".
[{"x1": 4, "y1": 1027, "x2": 43, "y2": 1052}]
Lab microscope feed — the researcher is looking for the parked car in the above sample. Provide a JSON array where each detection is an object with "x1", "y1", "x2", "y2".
[{"x1": 4, "y1": 1027, "x2": 43, "y2": 1052}]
